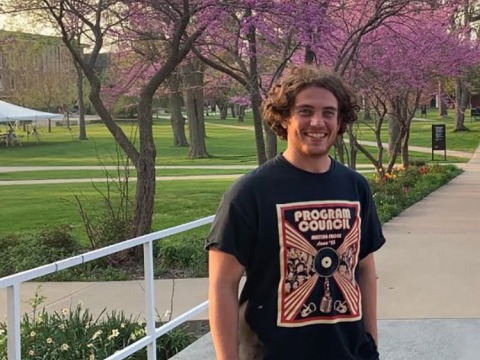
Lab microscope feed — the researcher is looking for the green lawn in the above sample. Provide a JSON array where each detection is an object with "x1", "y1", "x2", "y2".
[
  {"x1": 1, "y1": 114, "x2": 476, "y2": 167},
  {"x1": 0, "y1": 121, "x2": 259, "y2": 166},
  {"x1": 0, "y1": 179, "x2": 232, "y2": 244},
  {"x1": 353, "y1": 117, "x2": 480, "y2": 153},
  {"x1": 0, "y1": 168, "x2": 253, "y2": 181},
  {"x1": 0, "y1": 112, "x2": 478, "y2": 239}
]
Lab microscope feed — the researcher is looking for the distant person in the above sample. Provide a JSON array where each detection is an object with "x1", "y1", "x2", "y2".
[
  {"x1": 31, "y1": 125, "x2": 39, "y2": 144},
  {"x1": 420, "y1": 104, "x2": 427, "y2": 118},
  {"x1": 206, "y1": 65, "x2": 385, "y2": 360}
]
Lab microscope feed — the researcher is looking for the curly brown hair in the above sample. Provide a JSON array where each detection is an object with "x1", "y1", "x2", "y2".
[{"x1": 262, "y1": 65, "x2": 359, "y2": 140}]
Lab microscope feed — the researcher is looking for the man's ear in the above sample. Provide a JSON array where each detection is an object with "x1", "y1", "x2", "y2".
[{"x1": 281, "y1": 119, "x2": 288, "y2": 129}]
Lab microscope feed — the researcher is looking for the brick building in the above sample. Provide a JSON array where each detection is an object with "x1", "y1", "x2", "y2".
[{"x1": 0, "y1": 30, "x2": 77, "y2": 111}]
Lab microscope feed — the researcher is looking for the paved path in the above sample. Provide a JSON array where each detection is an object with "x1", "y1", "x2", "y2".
[
  {"x1": 0, "y1": 165, "x2": 259, "y2": 173},
  {"x1": 0, "y1": 174, "x2": 247, "y2": 186}
]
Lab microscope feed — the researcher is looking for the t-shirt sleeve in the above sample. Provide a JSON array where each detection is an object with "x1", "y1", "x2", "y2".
[
  {"x1": 205, "y1": 190, "x2": 257, "y2": 268},
  {"x1": 359, "y1": 182, "x2": 386, "y2": 260}
]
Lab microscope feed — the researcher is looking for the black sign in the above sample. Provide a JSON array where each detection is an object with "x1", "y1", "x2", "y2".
[
  {"x1": 432, "y1": 124, "x2": 446, "y2": 151},
  {"x1": 472, "y1": 108, "x2": 480, "y2": 117}
]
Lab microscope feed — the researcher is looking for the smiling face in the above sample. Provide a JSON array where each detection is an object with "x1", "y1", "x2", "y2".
[{"x1": 282, "y1": 86, "x2": 339, "y2": 173}]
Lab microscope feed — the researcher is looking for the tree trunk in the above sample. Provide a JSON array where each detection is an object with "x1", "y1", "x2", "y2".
[
  {"x1": 184, "y1": 61, "x2": 209, "y2": 158},
  {"x1": 237, "y1": 105, "x2": 245, "y2": 122},
  {"x1": 401, "y1": 128, "x2": 410, "y2": 168},
  {"x1": 250, "y1": 91, "x2": 267, "y2": 164},
  {"x1": 388, "y1": 111, "x2": 401, "y2": 157},
  {"x1": 454, "y1": 77, "x2": 469, "y2": 132},
  {"x1": 347, "y1": 126, "x2": 357, "y2": 170},
  {"x1": 75, "y1": 61, "x2": 87, "y2": 140},
  {"x1": 169, "y1": 73, "x2": 188, "y2": 146},
  {"x1": 218, "y1": 102, "x2": 228, "y2": 120},
  {"x1": 132, "y1": 96, "x2": 156, "y2": 238},
  {"x1": 265, "y1": 125, "x2": 277, "y2": 159},
  {"x1": 438, "y1": 81, "x2": 448, "y2": 118},
  {"x1": 334, "y1": 136, "x2": 345, "y2": 164},
  {"x1": 246, "y1": 8, "x2": 267, "y2": 165},
  {"x1": 231, "y1": 103, "x2": 236, "y2": 118},
  {"x1": 304, "y1": 45, "x2": 316, "y2": 64}
]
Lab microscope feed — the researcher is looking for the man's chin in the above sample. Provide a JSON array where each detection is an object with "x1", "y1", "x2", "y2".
[{"x1": 302, "y1": 150, "x2": 330, "y2": 158}]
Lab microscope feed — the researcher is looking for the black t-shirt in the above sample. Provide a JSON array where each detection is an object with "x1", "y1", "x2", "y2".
[{"x1": 206, "y1": 155, "x2": 385, "y2": 360}]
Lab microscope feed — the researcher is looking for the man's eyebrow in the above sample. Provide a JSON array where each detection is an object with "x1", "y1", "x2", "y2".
[
  {"x1": 323, "y1": 106, "x2": 338, "y2": 112},
  {"x1": 293, "y1": 104, "x2": 314, "y2": 108},
  {"x1": 293, "y1": 105, "x2": 338, "y2": 111}
]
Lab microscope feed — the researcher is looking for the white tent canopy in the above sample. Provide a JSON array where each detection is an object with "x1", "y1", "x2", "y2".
[{"x1": 0, "y1": 100, "x2": 63, "y2": 123}]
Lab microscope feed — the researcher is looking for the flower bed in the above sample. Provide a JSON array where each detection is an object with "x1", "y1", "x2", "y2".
[{"x1": 370, "y1": 164, "x2": 462, "y2": 224}]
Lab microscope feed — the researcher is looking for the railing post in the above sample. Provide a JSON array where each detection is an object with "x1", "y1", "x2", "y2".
[
  {"x1": 7, "y1": 284, "x2": 21, "y2": 360},
  {"x1": 143, "y1": 241, "x2": 157, "y2": 360}
]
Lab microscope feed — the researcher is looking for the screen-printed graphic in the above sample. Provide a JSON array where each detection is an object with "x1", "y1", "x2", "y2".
[{"x1": 276, "y1": 201, "x2": 361, "y2": 327}]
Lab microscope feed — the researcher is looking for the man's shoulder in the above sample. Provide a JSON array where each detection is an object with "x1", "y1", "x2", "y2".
[
  {"x1": 333, "y1": 160, "x2": 369, "y2": 184},
  {"x1": 225, "y1": 157, "x2": 282, "y2": 198}
]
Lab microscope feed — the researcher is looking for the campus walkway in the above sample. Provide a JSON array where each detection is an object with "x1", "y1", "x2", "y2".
[{"x1": 1, "y1": 147, "x2": 480, "y2": 359}]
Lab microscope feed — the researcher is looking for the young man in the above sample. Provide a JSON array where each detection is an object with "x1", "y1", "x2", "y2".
[{"x1": 206, "y1": 65, "x2": 385, "y2": 360}]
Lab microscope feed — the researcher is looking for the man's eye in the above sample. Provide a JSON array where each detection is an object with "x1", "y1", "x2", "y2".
[{"x1": 298, "y1": 109, "x2": 312, "y2": 115}]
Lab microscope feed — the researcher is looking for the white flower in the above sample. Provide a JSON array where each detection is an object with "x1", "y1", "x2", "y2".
[
  {"x1": 89, "y1": 354, "x2": 95, "y2": 360},
  {"x1": 30, "y1": 331, "x2": 36, "y2": 337},
  {"x1": 87, "y1": 343, "x2": 94, "y2": 348},
  {"x1": 61, "y1": 308, "x2": 69, "y2": 316},
  {"x1": 120, "y1": 323, "x2": 126, "y2": 328},
  {"x1": 28, "y1": 350, "x2": 34, "y2": 356},
  {"x1": 91, "y1": 330, "x2": 103, "y2": 340},
  {"x1": 107, "y1": 329, "x2": 120, "y2": 340},
  {"x1": 164, "y1": 310, "x2": 172, "y2": 319},
  {"x1": 61, "y1": 343, "x2": 69, "y2": 351},
  {"x1": 58, "y1": 324, "x2": 65, "y2": 330},
  {"x1": 46, "y1": 337, "x2": 53, "y2": 344},
  {"x1": 130, "y1": 333, "x2": 137, "y2": 341}
]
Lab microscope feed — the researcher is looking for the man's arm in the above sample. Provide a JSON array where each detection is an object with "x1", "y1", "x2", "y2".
[
  {"x1": 358, "y1": 253, "x2": 378, "y2": 345},
  {"x1": 208, "y1": 248, "x2": 245, "y2": 360}
]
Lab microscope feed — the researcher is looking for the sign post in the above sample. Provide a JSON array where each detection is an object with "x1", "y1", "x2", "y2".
[{"x1": 431, "y1": 124, "x2": 446, "y2": 161}]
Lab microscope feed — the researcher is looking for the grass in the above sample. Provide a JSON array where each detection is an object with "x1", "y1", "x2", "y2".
[
  {"x1": 353, "y1": 116, "x2": 480, "y2": 153},
  {"x1": 0, "y1": 109, "x2": 478, "y2": 240},
  {"x1": 0, "y1": 121, "x2": 260, "y2": 166},
  {"x1": 0, "y1": 180, "x2": 232, "y2": 244},
  {"x1": 0, "y1": 168, "x2": 253, "y2": 181}
]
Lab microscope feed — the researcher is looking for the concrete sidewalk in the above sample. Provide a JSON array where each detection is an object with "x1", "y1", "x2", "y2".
[
  {"x1": 0, "y1": 279, "x2": 210, "y2": 323},
  {"x1": 1, "y1": 146, "x2": 480, "y2": 359}
]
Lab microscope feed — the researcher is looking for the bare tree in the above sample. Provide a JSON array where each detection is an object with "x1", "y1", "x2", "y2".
[{"x1": 0, "y1": 0, "x2": 212, "y2": 238}]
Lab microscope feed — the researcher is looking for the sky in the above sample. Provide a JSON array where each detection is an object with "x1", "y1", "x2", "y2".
[{"x1": 0, "y1": 13, "x2": 55, "y2": 35}]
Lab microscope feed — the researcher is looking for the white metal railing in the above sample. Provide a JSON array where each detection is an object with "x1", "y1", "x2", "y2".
[{"x1": 0, "y1": 215, "x2": 215, "y2": 360}]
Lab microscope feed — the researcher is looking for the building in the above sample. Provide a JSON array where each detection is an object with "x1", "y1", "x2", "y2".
[{"x1": 0, "y1": 30, "x2": 77, "y2": 112}]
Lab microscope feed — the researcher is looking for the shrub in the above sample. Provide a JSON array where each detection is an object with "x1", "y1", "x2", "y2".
[
  {"x1": 372, "y1": 164, "x2": 462, "y2": 224},
  {"x1": 0, "y1": 304, "x2": 192, "y2": 360},
  {"x1": 0, "y1": 226, "x2": 130, "y2": 282},
  {"x1": 0, "y1": 226, "x2": 79, "y2": 278},
  {"x1": 155, "y1": 236, "x2": 208, "y2": 278}
]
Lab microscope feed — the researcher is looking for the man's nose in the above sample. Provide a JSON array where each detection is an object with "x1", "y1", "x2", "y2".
[{"x1": 310, "y1": 113, "x2": 325, "y2": 126}]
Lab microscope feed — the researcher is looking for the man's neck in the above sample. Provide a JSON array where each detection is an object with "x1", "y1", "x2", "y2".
[{"x1": 282, "y1": 151, "x2": 332, "y2": 173}]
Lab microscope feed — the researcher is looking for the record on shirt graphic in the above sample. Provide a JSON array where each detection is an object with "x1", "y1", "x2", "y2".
[{"x1": 314, "y1": 247, "x2": 339, "y2": 277}]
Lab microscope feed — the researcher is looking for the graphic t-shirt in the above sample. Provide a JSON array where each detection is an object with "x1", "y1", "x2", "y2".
[{"x1": 206, "y1": 155, "x2": 385, "y2": 360}]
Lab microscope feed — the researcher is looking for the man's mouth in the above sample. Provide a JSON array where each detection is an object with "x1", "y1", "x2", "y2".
[{"x1": 305, "y1": 132, "x2": 327, "y2": 139}]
